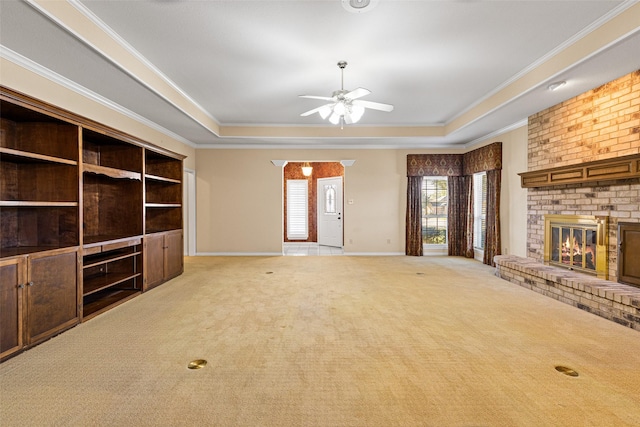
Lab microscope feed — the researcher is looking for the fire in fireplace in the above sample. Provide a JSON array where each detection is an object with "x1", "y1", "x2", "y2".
[{"x1": 544, "y1": 215, "x2": 608, "y2": 279}]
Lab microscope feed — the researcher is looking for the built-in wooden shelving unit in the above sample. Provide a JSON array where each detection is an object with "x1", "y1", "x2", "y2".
[{"x1": 1, "y1": 86, "x2": 185, "y2": 362}]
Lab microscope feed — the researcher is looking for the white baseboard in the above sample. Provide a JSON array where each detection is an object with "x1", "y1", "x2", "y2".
[
  {"x1": 196, "y1": 252, "x2": 283, "y2": 256},
  {"x1": 345, "y1": 252, "x2": 405, "y2": 256}
]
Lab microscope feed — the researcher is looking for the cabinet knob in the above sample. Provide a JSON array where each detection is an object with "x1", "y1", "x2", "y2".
[
  {"x1": 18, "y1": 283, "x2": 25, "y2": 289},
  {"x1": 28, "y1": 281, "x2": 34, "y2": 287}
]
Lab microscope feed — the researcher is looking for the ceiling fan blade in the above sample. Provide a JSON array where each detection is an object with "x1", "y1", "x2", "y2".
[
  {"x1": 300, "y1": 103, "x2": 333, "y2": 117},
  {"x1": 299, "y1": 95, "x2": 335, "y2": 101},
  {"x1": 344, "y1": 87, "x2": 370, "y2": 100},
  {"x1": 352, "y1": 99, "x2": 394, "y2": 112}
]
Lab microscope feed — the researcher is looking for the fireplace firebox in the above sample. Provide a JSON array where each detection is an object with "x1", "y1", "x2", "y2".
[{"x1": 544, "y1": 215, "x2": 608, "y2": 279}]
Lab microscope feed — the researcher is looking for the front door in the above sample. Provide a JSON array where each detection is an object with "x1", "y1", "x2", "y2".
[{"x1": 317, "y1": 176, "x2": 343, "y2": 247}]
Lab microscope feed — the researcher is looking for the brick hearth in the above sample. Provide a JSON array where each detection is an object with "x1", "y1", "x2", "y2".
[{"x1": 495, "y1": 255, "x2": 640, "y2": 330}]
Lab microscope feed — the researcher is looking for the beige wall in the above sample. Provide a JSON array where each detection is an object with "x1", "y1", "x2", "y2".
[
  {"x1": 194, "y1": 132, "x2": 529, "y2": 256},
  {"x1": 473, "y1": 127, "x2": 529, "y2": 257},
  {"x1": 195, "y1": 149, "x2": 410, "y2": 254}
]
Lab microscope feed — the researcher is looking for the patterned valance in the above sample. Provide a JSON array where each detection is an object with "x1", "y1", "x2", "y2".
[
  {"x1": 463, "y1": 142, "x2": 502, "y2": 175},
  {"x1": 407, "y1": 142, "x2": 502, "y2": 177},
  {"x1": 407, "y1": 154, "x2": 463, "y2": 177}
]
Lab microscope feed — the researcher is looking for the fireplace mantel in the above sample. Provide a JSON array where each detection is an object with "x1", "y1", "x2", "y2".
[{"x1": 519, "y1": 153, "x2": 640, "y2": 188}]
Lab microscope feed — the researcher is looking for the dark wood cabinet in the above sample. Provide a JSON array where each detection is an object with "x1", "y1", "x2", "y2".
[
  {"x1": 0, "y1": 248, "x2": 79, "y2": 361},
  {"x1": 1, "y1": 87, "x2": 184, "y2": 361},
  {"x1": 0, "y1": 257, "x2": 24, "y2": 360},
  {"x1": 165, "y1": 230, "x2": 183, "y2": 280},
  {"x1": 26, "y1": 249, "x2": 79, "y2": 345},
  {"x1": 618, "y1": 222, "x2": 640, "y2": 288},
  {"x1": 144, "y1": 230, "x2": 183, "y2": 291},
  {"x1": 144, "y1": 233, "x2": 165, "y2": 290}
]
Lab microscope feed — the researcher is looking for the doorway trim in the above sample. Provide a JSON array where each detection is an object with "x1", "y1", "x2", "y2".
[
  {"x1": 183, "y1": 168, "x2": 196, "y2": 256},
  {"x1": 275, "y1": 159, "x2": 355, "y2": 255}
]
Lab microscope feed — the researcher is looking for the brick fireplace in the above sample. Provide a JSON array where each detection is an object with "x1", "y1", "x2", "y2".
[
  {"x1": 525, "y1": 71, "x2": 640, "y2": 283},
  {"x1": 495, "y1": 70, "x2": 640, "y2": 330}
]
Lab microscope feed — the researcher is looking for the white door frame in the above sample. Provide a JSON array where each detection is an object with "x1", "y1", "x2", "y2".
[{"x1": 183, "y1": 168, "x2": 196, "y2": 256}]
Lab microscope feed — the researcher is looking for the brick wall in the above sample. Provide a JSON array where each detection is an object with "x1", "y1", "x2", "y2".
[
  {"x1": 526, "y1": 70, "x2": 640, "y2": 282},
  {"x1": 528, "y1": 70, "x2": 640, "y2": 169}
]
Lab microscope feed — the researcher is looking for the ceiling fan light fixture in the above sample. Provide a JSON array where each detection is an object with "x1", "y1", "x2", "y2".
[
  {"x1": 344, "y1": 113, "x2": 354, "y2": 125},
  {"x1": 342, "y1": 0, "x2": 378, "y2": 13},
  {"x1": 299, "y1": 61, "x2": 393, "y2": 126}
]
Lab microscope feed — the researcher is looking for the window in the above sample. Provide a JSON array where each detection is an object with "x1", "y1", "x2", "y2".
[
  {"x1": 324, "y1": 184, "x2": 337, "y2": 214},
  {"x1": 422, "y1": 176, "x2": 448, "y2": 244},
  {"x1": 473, "y1": 172, "x2": 487, "y2": 250},
  {"x1": 287, "y1": 180, "x2": 308, "y2": 240}
]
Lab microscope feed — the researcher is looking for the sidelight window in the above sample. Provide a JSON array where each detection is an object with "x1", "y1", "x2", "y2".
[
  {"x1": 422, "y1": 176, "x2": 448, "y2": 245},
  {"x1": 473, "y1": 172, "x2": 487, "y2": 250},
  {"x1": 287, "y1": 180, "x2": 308, "y2": 240}
]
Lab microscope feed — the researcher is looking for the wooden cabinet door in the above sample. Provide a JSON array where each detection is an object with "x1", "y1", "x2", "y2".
[
  {"x1": 26, "y1": 249, "x2": 79, "y2": 345},
  {"x1": 164, "y1": 230, "x2": 183, "y2": 281},
  {"x1": 145, "y1": 233, "x2": 165, "y2": 290},
  {"x1": 0, "y1": 257, "x2": 25, "y2": 360}
]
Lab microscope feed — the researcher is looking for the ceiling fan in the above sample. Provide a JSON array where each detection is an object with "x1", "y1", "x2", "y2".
[{"x1": 300, "y1": 61, "x2": 394, "y2": 127}]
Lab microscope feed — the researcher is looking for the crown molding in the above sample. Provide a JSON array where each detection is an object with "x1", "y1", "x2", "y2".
[{"x1": 0, "y1": 46, "x2": 198, "y2": 149}]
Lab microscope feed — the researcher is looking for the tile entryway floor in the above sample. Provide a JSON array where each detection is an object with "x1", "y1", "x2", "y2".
[{"x1": 283, "y1": 242, "x2": 343, "y2": 256}]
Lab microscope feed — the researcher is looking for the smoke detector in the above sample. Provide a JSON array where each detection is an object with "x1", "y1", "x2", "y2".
[{"x1": 342, "y1": 0, "x2": 379, "y2": 13}]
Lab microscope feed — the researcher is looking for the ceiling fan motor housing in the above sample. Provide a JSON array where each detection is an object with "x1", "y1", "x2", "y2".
[{"x1": 342, "y1": 0, "x2": 378, "y2": 13}]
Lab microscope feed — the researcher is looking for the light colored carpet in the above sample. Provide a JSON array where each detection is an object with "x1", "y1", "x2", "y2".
[{"x1": 1, "y1": 256, "x2": 639, "y2": 426}]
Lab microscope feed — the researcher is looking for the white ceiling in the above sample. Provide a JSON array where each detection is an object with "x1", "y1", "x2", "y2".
[{"x1": 1, "y1": 0, "x2": 639, "y2": 149}]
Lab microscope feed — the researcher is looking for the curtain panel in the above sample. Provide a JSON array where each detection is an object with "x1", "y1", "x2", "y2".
[
  {"x1": 405, "y1": 176, "x2": 424, "y2": 256},
  {"x1": 405, "y1": 142, "x2": 502, "y2": 263},
  {"x1": 483, "y1": 169, "x2": 502, "y2": 266},
  {"x1": 447, "y1": 175, "x2": 473, "y2": 257}
]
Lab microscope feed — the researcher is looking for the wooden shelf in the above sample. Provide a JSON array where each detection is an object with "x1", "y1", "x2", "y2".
[
  {"x1": 0, "y1": 201, "x2": 78, "y2": 207},
  {"x1": 145, "y1": 150, "x2": 182, "y2": 180},
  {"x1": 0, "y1": 245, "x2": 76, "y2": 258},
  {"x1": 83, "y1": 172, "x2": 143, "y2": 240},
  {"x1": 145, "y1": 173, "x2": 181, "y2": 184},
  {"x1": 145, "y1": 203, "x2": 181, "y2": 208},
  {"x1": 83, "y1": 163, "x2": 141, "y2": 180},
  {"x1": 83, "y1": 250, "x2": 141, "y2": 269},
  {"x1": 82, "y1": 289, "x2": 140, "y2": 321},
  {"x1": 519, "y1": 154, "x2": 640, "y2": 188},
  {"x1": 83, "y1": 272, "x2": 142, "y2": 296},
  {"x1": 0, "y1": 147, "x2": 78, "y2": 166},
  {"x1": 1, "y1": 206, "x2": 79, "y2": 250},
  {"x1": 82, "y1": 128, "x2": 143, "y2": 174},
  {"x1": 83, "y1": 235, "x2": 144, "y2": 248}
]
